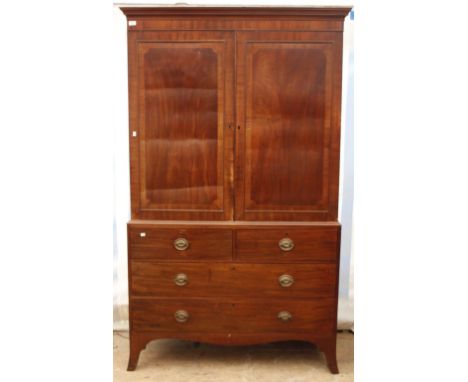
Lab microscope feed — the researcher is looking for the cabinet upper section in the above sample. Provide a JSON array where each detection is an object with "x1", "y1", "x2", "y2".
[{"x1": 122, "y1": 7, "x2": 350, "y2": 222}]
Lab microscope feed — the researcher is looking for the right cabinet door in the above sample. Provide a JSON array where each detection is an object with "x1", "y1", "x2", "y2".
[{"x1": 235, "y1": 31, "x2": 343, "y2": 221}]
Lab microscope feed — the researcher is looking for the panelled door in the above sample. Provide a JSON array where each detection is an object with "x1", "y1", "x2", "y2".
[
  {"x1": 235, "y1": 31, "x2": 343, "y2": 221},
  {"x1": 129, "y1": 31, "x2": 234, "y2": 220},
  {"x1": 128, "y1": 30, "x2": 342, "y2": 222}
]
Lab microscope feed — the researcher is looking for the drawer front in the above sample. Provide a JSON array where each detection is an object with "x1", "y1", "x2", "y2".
[
  {"x1": 128, "y1": 226, "x2": 232, "y2": 260},
  {"x1": 131, "y1": 298, "x2": 335, "y2": 332},
  {"x1": 236, "y1": 227, "x2": 339, "y2": 262},
  {"x1": 131, "y1": 262, "x2": 336, "y2": 298}
]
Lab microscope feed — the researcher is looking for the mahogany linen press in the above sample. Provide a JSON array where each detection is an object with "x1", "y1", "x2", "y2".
[{"x1": 120, "y1": 6, "x2": 350, "y2": 374}]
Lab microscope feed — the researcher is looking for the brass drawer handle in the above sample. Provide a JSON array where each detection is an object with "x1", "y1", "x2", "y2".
[
  {"x1": 278, "y1": 237, "x2": 294, "y2": 251},
  {"x1": 173, "y1": 237, "x2": 189, "y2": 251},
  {"x1": 278, "y1": 274, "x2": 294, "y2": 288},
  {"x1": 174, "y1": 273, "x2": 188, "y2": 287},
  {"x1": 277, "y1": 311, "x2": 292, "y2": 322},
  {"x1": 174, "y1": 310, "x2": 189, "y2": 323}
]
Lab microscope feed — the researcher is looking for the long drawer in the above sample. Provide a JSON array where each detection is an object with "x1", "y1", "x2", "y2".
[
  {"x1": 128, "y1": 226, "x2": 232, "y2": 261},
  {"x1": 130, "y1": 261, "x2": 336, "y2": 298},
  {"x1": 131, "y1": 298, "x2": 335, "y2": 333},
  {"x1": 235, "y1": 227, "x2": 339, "y2": 262}
]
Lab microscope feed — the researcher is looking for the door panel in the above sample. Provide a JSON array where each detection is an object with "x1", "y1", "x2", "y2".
[
  {"x1": 129, "y1": 31, "x2": 234, "y2": 220},
  {"x1": 235, "y1": 31, "x2": 343, "y2": 221}
]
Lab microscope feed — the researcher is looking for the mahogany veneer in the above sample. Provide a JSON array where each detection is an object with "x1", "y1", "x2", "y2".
[
  {"x1": 131, "y1": 298, "x2": 336, "y2": 332},
  {"x1": 236, "y1": 227, "x2": 340, "y2": 262},
  {"x1": 121, "y1": 6, "x2": 350, "y2": 374},
  {"x1": 128, "y1": 227, "x2": 232, "y2": 260},
  {"x1": 130, "y1": 262, "x2": 336, "y2": 298}
]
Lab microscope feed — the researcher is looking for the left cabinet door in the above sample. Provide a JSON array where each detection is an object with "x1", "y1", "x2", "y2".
[{"x1": 128, "y1": 31, "x2": 234, "y2": 220}]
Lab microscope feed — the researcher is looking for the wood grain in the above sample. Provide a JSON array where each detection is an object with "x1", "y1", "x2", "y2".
[
  {"x1": 129, "y1": 31, "x2": 234, "y2": 220},
  {"x1": 235, "y1": 227, "x2": 339, "y2": 262},
  {"x1": 139, "y1": 43, "x2": 221, "y2": 210},
  {"x1": 128, "y1": 226, "x2": 232, "y2": 260},
  {"x1": 131, "y1": 297, "x2": 335, "y2": 333},
  {"x1": 130, "y1": 262, "x2": 336, "y2": 298},
  {"x1": 121, "y1": 7, "x2": 350, "y2": 34},
  {"x1": 235, "y1": 31, "x2": 342, "y2": 221}
]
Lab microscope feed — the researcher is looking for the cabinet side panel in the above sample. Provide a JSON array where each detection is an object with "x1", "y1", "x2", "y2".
[{"x1": 128, "y1": 31, "x2": 141, "y2": 218}]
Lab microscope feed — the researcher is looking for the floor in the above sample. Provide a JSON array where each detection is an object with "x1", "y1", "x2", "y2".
[{"x1": 114, "y1": 332, "x2": 354, "y2": 382}]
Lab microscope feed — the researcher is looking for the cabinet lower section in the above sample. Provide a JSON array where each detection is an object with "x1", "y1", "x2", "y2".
[{"x1": 127, "y1": 221, "x2": 341, "y2": 374}]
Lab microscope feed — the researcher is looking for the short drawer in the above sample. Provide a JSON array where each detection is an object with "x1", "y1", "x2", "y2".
[
  {"x1": 130, "y1": 261, "x2": 336, "y2": 298},
  {"x1": 131, "y1": 298, "x2": 335, "y2": 333},
  {"x1": 128, "y1": 226, "x2": 232, "y2": 260},
  {"x1": 235, "y1": 227, "x2": 339, "y2": 262}
]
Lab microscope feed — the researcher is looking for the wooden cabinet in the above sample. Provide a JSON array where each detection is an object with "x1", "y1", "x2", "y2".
[{"x1": 121, "y1": 6, "x2": 350, "y2": 374}]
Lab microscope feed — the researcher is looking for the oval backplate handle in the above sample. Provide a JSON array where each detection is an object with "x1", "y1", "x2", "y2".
[
  {"x1": 278, "y1": 237, "x2": 294, "y2": 252},
  {"x1": 174, "y1": 273, "x2": 188, "y2": 287},
  {"x1": 174, "y1": 310, "x2": 189, "y2": 323},
  {"x1": 277, "y1": 311, "x2": 292, "y2": 322},
  {"x1": 278, "y1": 274, "x2": 295, "y2": 288},
  {"x1": 173, "y1": 237, "x2": 190, "y2": 251}
]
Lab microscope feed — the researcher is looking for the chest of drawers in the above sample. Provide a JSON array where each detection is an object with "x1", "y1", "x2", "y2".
[{"x1": 120, "y1": 6, "x2": 350, "y2": 374}]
